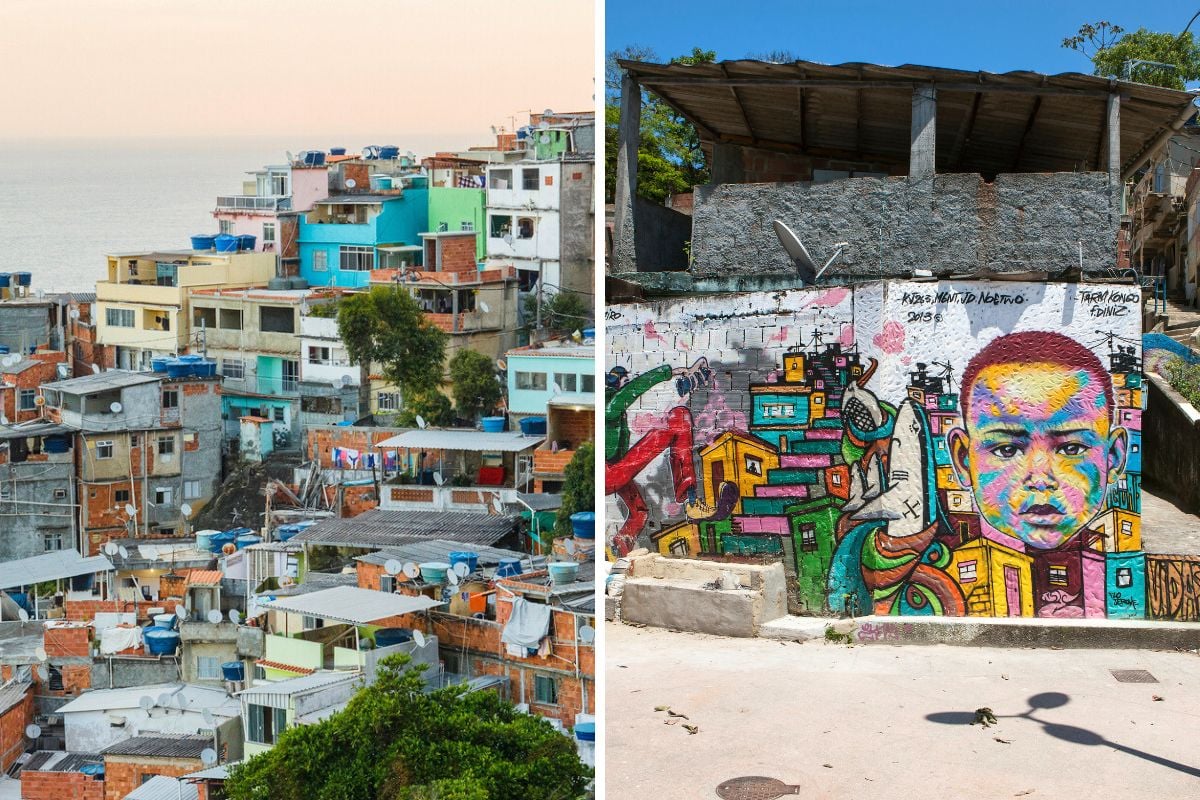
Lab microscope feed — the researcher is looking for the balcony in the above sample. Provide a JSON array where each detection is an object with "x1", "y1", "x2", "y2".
[{"x1": 216, "y1": 196, "x2": 286, "y2": 211}]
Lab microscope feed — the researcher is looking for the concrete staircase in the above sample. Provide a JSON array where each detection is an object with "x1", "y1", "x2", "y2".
[{"x1": 1163, "y1": 295, "x2": 1200, "y2": 345}]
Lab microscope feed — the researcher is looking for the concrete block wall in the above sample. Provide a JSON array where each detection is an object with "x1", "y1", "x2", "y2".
[{"x1": 20, "y1": 770, "x2": 105, "y2": 800}]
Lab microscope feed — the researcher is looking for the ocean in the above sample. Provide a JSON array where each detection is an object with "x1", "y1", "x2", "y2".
[{"x1": 0, "y1": 137, "x2": 307, "y2": 292}]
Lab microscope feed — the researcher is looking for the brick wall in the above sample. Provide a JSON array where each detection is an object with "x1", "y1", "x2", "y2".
[
  {"x1": 43, "y1": 623, "x2": 91, "y2": 658},
  {"x1": 534, "y1": 449, "x2": 574, "y2": 477},
  {"x1": 1, "y1": 356, "x2": 62, "y2": 423},
  {"x1": 439, "y1": 235, "x2": 479, "y2": 273},
  {"x1": 549, "y1": 407, "x2": 593, "y2": 451},
  {"x1": 0, "y1": 688, "x2": 32, "y2": 772},
  {"x1": 306, "y1": 426, "x2": 408, "y2": 468},
  {"x1": 340, "y1": 484, "x2": 378, "y2": 517},
  {"x1": 103, "y1": 757, "x2": 203, "y2": 800},
  {"x1": 60, "y1": 664, "x2": 92, "y2": 694},
  {"x1": 64, "y1": 597, "x2": 181, "y2": 623},
  {"x1": 20, "y1": 769, "x2": 105, "y2": 800}
]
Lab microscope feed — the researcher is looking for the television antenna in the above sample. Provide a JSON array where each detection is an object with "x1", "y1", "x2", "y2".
[
  {"x1": 109, "y1": 401, "x2": 122, "y2": 414},
  {"x1": 491, "y1": 496, "x2": 504, "y2": 514},
  {"x1": 345, "y1": 178, "x2": 357, "y2": 189},
  {"x1": 478, "y1": 300, "x2": 490, "y2": 314},
  {"x1": 202, "y1": 708, "x2": 216, "y2": 727},
  {"x1": 104, "y1": 542, "x2": 118, "y2": 556},
  {"x1": 565, "y1": 538, "x2": 577, "y2": 555},
  {"x1": 157, "y1": 692, "x2": 173, "y2": 709},
  {"x1": 772, "y1": 220, "x2": 848, "y2": 285},
  {"x1": 91, "y1": 364, "x2": 101, "y2": 374},
  {"x1": 180, "y1": 503, "x2": 192, "y2": 517},
  {"x1": 117, "y1": 546, "x2": 129, "y2": 559},
  {"x1": 447, "y1": 569, "x2": 459, "y2": 587},
  {"x1": 34, "y1": 646, "x2": 46, "y2": 661},
  {"x1": 17, "y1": 609, "x2": 28, "y2": 622}
]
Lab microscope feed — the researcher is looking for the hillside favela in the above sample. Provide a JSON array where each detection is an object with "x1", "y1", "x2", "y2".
[{"x1": 0, "y1": 117, "x2": 596, "y2": 799}]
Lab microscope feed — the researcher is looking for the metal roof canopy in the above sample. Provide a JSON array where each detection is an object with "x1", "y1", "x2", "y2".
[
  {"x1": 261, "y1": 585, "x2": 443, "y2": 625},
  {"x1": 374, "y1": 429, "x2": 543, "y2": 452},
  {"x1": 618, "y1": 59, "x2": 1198, "y2": 180},
  {"x1": 0, "y1": 550, "x2": 113, "y2": 590},
  {"x1": 291, "y1": 509, "x2": 518, "y2": 549}
]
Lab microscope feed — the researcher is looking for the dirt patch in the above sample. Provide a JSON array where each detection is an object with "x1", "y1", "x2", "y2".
[{"x1": 194, "y1": 455, "x2": 301, "y2": 531}]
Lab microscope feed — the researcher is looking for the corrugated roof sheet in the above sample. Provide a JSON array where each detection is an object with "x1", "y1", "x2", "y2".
[
  {"x1": 101, "y1": 734, "x2": 211, "y2": 759},
  {"x1": 183, "y1": 762, "x2": 234, "y2": 781},
  {"x1": 125, "y1": 775, "x2": 200, "y2": 800},
  {"x1": 0, "y1": 550, "x2": 113, "y2": 590},
  {"x1": 56, "y1": 683, "x2": 237, "y2": 716},
  {"x1": 237, "y1": 671, "x2": 359, "y2": 699},
  {"x1": 374, "y1": 429, "x2": 543, "y2": 452},
  {"x1": 23, "y1": 751, "x2": 103, "y2": 773},
  {"x1": 48, "y1": 369, "x2": 160, "y2": 394},
  {"x1": 0, "y1": 681, "x2": 30, "y2": 715},
  {"x1": 261, "y1": 585, "x2": 443, "y2": 624},
  {"x1": 292, "y1": 509, "x2": 517, "y2": 549},
  {"x1": 186, "y1": 570, "x2": 223, "y2": 586},
  {"x1": 355, "y1": 539, "x2": 528, "y2": 567},
  {"x1": 254, "y1": 660, "x2": 315, "y2": 676}
]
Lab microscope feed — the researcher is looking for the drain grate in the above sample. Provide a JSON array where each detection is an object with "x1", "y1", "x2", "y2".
[
  {"x1": 1110, "y1": 669, "x2": 1158, "y2": 683},
  {"x1": 716, "y1": 776, "x2": 801, "y2": 799}
]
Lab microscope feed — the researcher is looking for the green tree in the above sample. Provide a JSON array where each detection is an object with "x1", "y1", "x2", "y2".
[
  {"x1": 553, "y1": 442, "x2": 595, "y2": 538},
  {"x1": 525, "y1": 291, "x2": 592, "y2": 334},
  {"x1": 223, "y1": 655, "x2": 591, "y2": 800},
  {"x1": 448, "y1": 349, "x2": 502, "y2": 422},
  {"x1": 394, "y1": 389, "x2": 453, "y2": 428},
  {"x1": 1063, "y1": 20, "x2": 1200, "y2": 89},
  {"x1": 605, "y1": 46, "x2": 716, "y2": 204},
  {"x1": 338, "y1": 287, "x2": 447, "y2": 397}
]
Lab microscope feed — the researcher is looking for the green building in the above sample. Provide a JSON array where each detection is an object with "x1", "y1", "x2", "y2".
[{"x1": 428, "y1": 187, "x2": 486, "y2": 259}]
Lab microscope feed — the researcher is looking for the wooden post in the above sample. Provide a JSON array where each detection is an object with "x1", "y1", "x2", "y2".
[
  {"x1": 613, "y1": 72, "x2": 641, "y2": 271},
  {"x1": 1107, "y1": 92, "x2": 1122, "y2": 217},
  {"x1": 909, "y1": 85, "x2": 937, "y2": 180}
]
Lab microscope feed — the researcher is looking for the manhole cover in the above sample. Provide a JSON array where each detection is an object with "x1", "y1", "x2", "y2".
[
  {"x1": 716, "y1": 776, "x2": 801, "y2": 799},
  {"x1": 1110, "y1": 669, "x2": 1158, "y2": 683}
]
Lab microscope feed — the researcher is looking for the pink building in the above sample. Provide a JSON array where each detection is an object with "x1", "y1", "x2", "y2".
[{"x1": 212, "y1": 160, "x2": 331, "y2": 254}]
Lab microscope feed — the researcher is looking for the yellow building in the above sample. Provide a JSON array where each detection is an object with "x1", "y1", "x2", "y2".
[
  {"x1": 1089, "y1": 508, "x2": 1141, "y2": 552},
  {"x1": 652, "y1": 521, "x2": 701, "y2": 557},
  {"x1": 948, "y1": 538, "x2": 1035, "y2": 617},
  {"x1": 96, "y1": 249, "x2": 277, "y2": 369},
  {"x1": 699, "y1": 431, "x2": 779, "y2": 512}
]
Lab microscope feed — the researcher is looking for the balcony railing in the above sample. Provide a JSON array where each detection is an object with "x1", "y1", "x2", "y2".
[{"x1": 216, "y1": 196, "x2": 286, "y2": 211}]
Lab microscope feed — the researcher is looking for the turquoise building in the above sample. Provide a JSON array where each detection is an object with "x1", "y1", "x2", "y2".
[{"x1": 505, "y1": 342, "x2": 595, "y2": 415}]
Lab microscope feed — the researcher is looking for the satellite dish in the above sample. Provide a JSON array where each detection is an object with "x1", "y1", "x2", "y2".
[
  {"x1": 565, "y1": 538, "x2": 577, "y2": 555},
  {"x1": 539, "y1": 133, "x2": 551, "y2": 144},
  {"x1": 542, "y1": 108, "x2": 554, "y2": 118},
  {"x1": 177, "y1": 605, "x2": 189, "y2": 621},
  {"x1": 69, "y1": 307, "x2": 80, "y2": 320},
  {"x1": 384, "y1": 559, "x2": 402, "y2": 576},
  {"x1": 91, "y1": 364, "x2": 100, "y2": 374},
  {"x1": 110, "y1": 401, "x2": 122, "y2": 414},
  {"x1": 117, "y1": 546, "x2": 129, "y2": 559},
  {"x1": 406, "y1": 150, "x2": 416, "y2": 159},
  {"x1": 202, "y1": 708, "x2": 216, "y2": 727},
  {"x1": 415, "y1": 415, "x2": 426, "y2": 430},
  {"x1": 412, "y1": 630, "x2": 426, "y2": 648},
  {"x1": 34, "y1": 646, "x2": 47, "y2": 660},
  {"x1": 139, "y1": 695, "x2": 154, "y2": 711},
  {"x1": 200, "y1": 748, "x2": 217, "y2": 767},
  {"x1": 453, "y1": 562, "x2": 470, "y2": 578},
  {"x1": 491, "y1": 497, "x2": 504, "y2": 514},
  {"x1": 345, "y1": 178, "x2": 357, "y2": 189},
  {"x1": 0, "y1": 414, "x2": 8, "y2": 426},
  {"x1": 124, "y1": 504, "x2": 136, "y2": 517},
  {"x1": 503, "y1": 233, "x2": 514, "y2": 246},
  {"x1": 104, "y1": 542, "x2": 118, "y2": 555},
  {"x1": 579, "y1": 625, "x2": 596, "y2": 644},
  {"x1": 25, "y1": 724, "x2": 41, "y2": 740},
  {"x1": 180, "y1": 503, "x2": 192, "y2": 517},
  {"x1": 175, "y1": 693, "x2": 189, "y2": 709},
  {"x1": 32, "y1": 662, "x2": 44, "y2": 679},
  {"x1": 447, "y1": 570, "x2": 459, "y2": 586},
  {"x1": 432, "y1": 471, "x2": 444, "y2": 486},
  {"x1": 538, "y1": 121, "x2": 551, "y2": 131},
  {"x1": 772, "y1": 220, "x2": 817, "y2": 284},
  {"x1": 157, "y1": 692, "x2": 172, "y2": 708},
  {"x1": 338, "y1": 374, "x2": 353, "y2": 388},
  {"x1": 478, "y1": 300, "x2": 490, "y2": 314},
  {"x1": 228, "y1": 609, "x2": 241, "y2": 624},
  {"x1": 206, "y1": 609, "x2": 222, "y2": 624},
  {"x1": 403, "y1": 562, "x2": 420, "y2": 578}
]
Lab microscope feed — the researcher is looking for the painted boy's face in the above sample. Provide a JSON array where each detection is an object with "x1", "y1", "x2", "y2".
[{"x1": 948, "y1": 362, "x2": 1127, "y2": 549}]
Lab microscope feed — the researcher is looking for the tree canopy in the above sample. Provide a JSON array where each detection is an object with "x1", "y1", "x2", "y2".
[
  {"x1": 553, "y1": 442, "x2": 595, "y2": 539},
  {"x1": 604, "y1": 46, "x2": 716, "y2": 204},
  {"x1": 337, "y1": 287, "x2": 447, "y2": 397},
  {"x1": 448, "y1": 349, "x2": 502, "y2": 422},
  {"x1": 223, "y1": 655, "x2": 592, "y2": 800},
  {"x1": 525, "y1": 290, "x2": 593, "y2": 335},
  {"x1": 1063, "y1": 20, "x2": 1200, "y2": 89}
]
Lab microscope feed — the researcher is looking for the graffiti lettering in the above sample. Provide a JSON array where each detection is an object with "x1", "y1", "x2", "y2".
[
  {"x1": 1108, "y1": 592, "x2": 1136, "y2": 608},
  {"x1": 899, "y1": 290, "x2": 1026, "y2": 306},
  {"x1": 1146, "y1": 556, "x2": 1200, "y2": 622},
  {"x1": 906, "y1": 311, "x2": 943, "y2": 323},
  {"x1": 1080, "y1": 289, "x2": 1141, "y2": 305}
]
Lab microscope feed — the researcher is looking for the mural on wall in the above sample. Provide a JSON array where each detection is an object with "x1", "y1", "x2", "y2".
[{"x1": 605, "y1": 281, "x2": 1199, "y2": 621}]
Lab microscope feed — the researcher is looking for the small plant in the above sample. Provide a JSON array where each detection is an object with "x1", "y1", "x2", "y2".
[
  {"x1": 1162, "y1": 355, "x2": 1200, "y2": 409},
  {"x1": 824, "y1": 624, "x2": 853, "y2": 645}
]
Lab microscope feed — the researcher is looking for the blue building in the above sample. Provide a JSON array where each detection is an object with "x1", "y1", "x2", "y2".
[
  {"x1": 505, "y1": 341, "x2": 595, "y2": 416},
  {"x1": 297, "y1": 185, "x2": 429, "y2": 288}
]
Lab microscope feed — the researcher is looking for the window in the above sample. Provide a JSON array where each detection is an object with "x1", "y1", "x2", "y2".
[
  {"x1": 1120, "y1": 520, "x2": 1133, "y2": 536},
  {"x1": 460, "y1": 221, "x2": 474, "y2": 232},
  {"x1": 491, "y1": 168, "x2": 513, "y2": 190},
  {"x1": 533, "y1": 674, "x2": 558, "y2": 705},
  {"x1": 308, "y1": 346, "x2": 331, "y2": 364},
  {"x1": 222, "y1": 358, "x2": 245, "y2": 380},
  {"x1": 0, "y1": 486, "x2": 9, "y2": 501},
  {"x1": 744, "y1": 456, "x2": 763, "y2": 476},
  {"x1": 762, "y1": 403, "x2": 795, "y2": 418},
  {"x1": 1049, "y1": 565, "x2": 1068, "y2": 586},
  {"x1": 95, "y1": 440, "x2": 114, "y2": 460},
  {"x1": 799, "y1": 523, "x2": 817, "y2": 552},
  {"x1": 106, "y1": 308, "x2": 135, "y2": 328},
  {"x1": 263, "y1": 222, "x2": 276, "y2": 244},
  {"x1": 196, "y1": 656, "x2": 221, "y2": 680},
  {"x1": 517, "y1": 217, "x2": 535, "y2": 239},
  {"x1": 281, "y1": 360, "x2": 299, "y2": 393},
  {"x1": 377, "y1": 392, "x2": 400, "y2": 411},
  {"x1": 339, "y1": 246, "x2": 374, "y2": 272},
  {"x1": 489, "y1": 215, "x2": 513, "y2": 238},
  {"x1": 193, "y1": 307, "x2": 216, "y2": 329},
  {"x1": 260, "y1": 306, "x2": 296, "y2": 333},
  {"x1": 580, "y1": 374, "x2": 595, "y2": 393},
  {"x1": 162, "y1": 390, "x2": 178, "y2": 409},
  {"x1": 154, "y1": 487, "x2": 173, "y2": 506},
  {"x1": 554, "y1": 373, "x2": 577, "y2": 392},
  {"x1": 380, "y1": 575, "x2": 395, "y2": 593},
  {"x1": 43, "y1": 531, "x2": 64, "y2": 552},
  {"x1": 668, "y1": 539, "x2": 689, "y2": 556},
  {"x1": 52, "y1": 488, "x2": 66, "y2": 500},
  {"x1": 218, "y1": 219, "x2": 234, "y2": 235},
  {"x1": 516, "y1": 371, "x2": 546, "y2": 391},
  {"x1": 128, "y1": 259, "x2": 139, "y2": 276},
  {"x1": 522, "y1": 168, "x2": 540, "y2": 190},
  {"x1": 831, "y1": 472, "x2": 843, "y2": 487},
  {"x1": 157, "y1": 436, "x2": 175, "y2": 456},
  {"x1": 1116, "y1": 567, "x2": 1133, "y2": 588},
  {"x1": 958, "y1": 561, "x2": 978, "y2": 583},
  {"x1": 115, "y1": 489, "x2": 130, "y2": 503},
  {"x1": 219, "y1": 309, "x2": 243, "y2": 330},
  {"x1": 130, "y1": 434, "x2": 140, "y2": 447},
  {"x1": 184, "y1": 480, "x2": 201, "y2": 500},
  {"x1": 273, "y1": 406, "x2": 286, "y2": 422},
  {"x1": 271, "y1": 173, "x2": 288, "y2": 196},
  {"x1": 247, "y1": 704, "x2": 288, "y2": 745},
  {"x1": 312, "y1": 250, "x2": 328, "y2": 272},
  {"x1": 19, "y1": 390, "x2": 36, "y2": 411}
]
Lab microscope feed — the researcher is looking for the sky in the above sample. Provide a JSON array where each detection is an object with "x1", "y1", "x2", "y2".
[
  {"x1": 0, "y1": 0, "x2": 595, "y2": 151},
  {"x1": 605, "y1": 0, "x2": 1199, "y2": 77}
]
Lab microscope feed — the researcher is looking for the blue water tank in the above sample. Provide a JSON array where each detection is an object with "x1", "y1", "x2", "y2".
[
  {"x1": 144, "y1": 629, "x2": 180, "y2": 655},
  {"x1": 150, "y1": 357, "x2": 170, "y2": 373},
  {"x1": 496, "y1": 558, "x2": 522, "y2": 578},
  {"x1": 374, "y1": 628, "x2": 413, "y2": 648},
  {"x1": 236, "y1": 534, "x2": 261, "y2": 550},
  {"x1": 379, "y1": 145, "x2": 400, "y2": 159},
  {"x1": 0, "y1": 346, "x2": 9, "y2": 355},
  {"x1": 449, "y1": 551, "x2": 478, "y2": 573},
  {"x1": 191, "y1": 234, "x2": 216, "y2": 250},
  {"x1": 237, "y1": 234, "x2": 257, "y2": 251},
  {"x1": 221, "y1": 661, "x2": 245, "y2": 681},
  {"x1": 329, "y1": 147, "x2": 346, "y2": 156},
  {"x1": 582, "y1": 327, "x2": 595, "y2": 341},
  {"x1": 13, "y1": 272, "x2": 31, "y2": 287},
  {"x1": 519, "y1": 416, "x2": 546, "y2": 436},
  {"x1": 165, "y1": 360, "x2": 191, "y2": 379},
  {"x1": 79, "y1": 764, "x2": 105, "y2": 777},
  {"x1": 575, "y1": 721, "x2": 595, "y2": 742},
  {"x1": 300, "y1": 150, "x2": 326, "y2": 166},
  {"x1": 0, "y1": 274, "x2": 11, "y2": 288},
  {"x1": 209, "y1": 531, "x2": 238, "y2": 552},
  {"x1": 214, "y1": 233, "x2": 239, "y2": 253},
  {"x1": 276, "y1": 525, "x2": 299, "y2": 541},
  {"x1": 193, "y1": 360, "x2": 217, "y2": 378},
  {"x1": 570, "y1": 512, "x2": 595, "y2": 540},
  {"x1": 481, "y1": 416, "x2": 505, "y2": 433}
]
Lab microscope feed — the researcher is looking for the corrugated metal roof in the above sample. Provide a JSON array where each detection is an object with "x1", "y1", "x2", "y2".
[
  {"x1": 619, "y1": 59, "x2": 1197, "y2": 180},
  {"x1": 374, "y1": 429, "x2": 543, "y2": 452},
  {"x1": 355, "y1": 539, "x2": 528, "y2": 567},
  {"x1": 0, "y1": 550, "x2": 113, "y2": 590},
  {"x1": 101, "y1": 734, "x2": 211, "y2": 759},
  {"x1": 292, "y1": 509, "x2": 517, "y2": 549},
  {"x1": 515, "y1": 492, "x2": 562, "y2": 512},
  {"x1": 24, "y1": 751, "x2": 103, "y2": 773},
  {"x1": 56, "y1": 683, "x2": 237, "y2": 716},
  {"x1": 186, "y1": 570, "x2": 223, "y2": 586},
  {"x1": 261, "y1": 585, "x2": 443, "y2": 624},
  {"x1": 0, "y1": 681, "x2": 30, "y2": 715},
  {"x1": 48, "y1": 369, "x2": 160, "y2": 394},
  {"x1": 270, "y1": 570, "x2": 356, "y2": 597},
  {"x1": 125, "y1": 775, "x2": 200, "y2": 800},
  {"x1": 183, "y1": 762, "x2": 234, "y2": 781},
  {"x1": 254, "y1": 660, "x2": 315, "y2": 676},
  {"x1": 237, "y1": 671, "x2": 359, "y2": 699}
]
